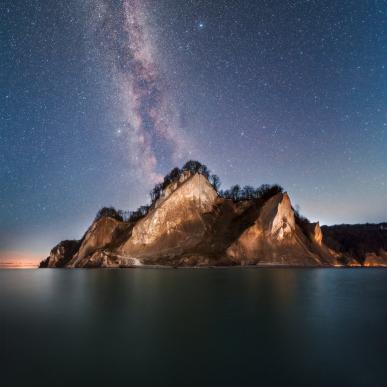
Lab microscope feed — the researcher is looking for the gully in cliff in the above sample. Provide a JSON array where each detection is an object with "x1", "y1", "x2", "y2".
[{"x1": 40, "y1": 161, "x2": 387, "y2": 268}]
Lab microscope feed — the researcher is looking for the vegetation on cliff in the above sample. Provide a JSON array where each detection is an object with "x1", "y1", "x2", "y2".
[{"x1": 96, "y1": 160, "x2": 284, "y2": 225}]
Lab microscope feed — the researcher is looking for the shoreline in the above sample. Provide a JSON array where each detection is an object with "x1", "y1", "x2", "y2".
[{"x1": 31, "y1": 264, "x2": 387, "y2": 270}]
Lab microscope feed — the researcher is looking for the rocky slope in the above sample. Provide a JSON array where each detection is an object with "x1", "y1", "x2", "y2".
[
  {"x1": 40, "y1": 172, "x2": 387, "y2": 268},
  {"x1": 226, "y1": 193, "x2": 339, "y2": 266}
]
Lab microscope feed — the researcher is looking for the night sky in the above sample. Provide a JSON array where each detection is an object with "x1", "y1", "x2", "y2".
[{"x1": 1, "y1": 0, "x2": 387, "y2": 265}]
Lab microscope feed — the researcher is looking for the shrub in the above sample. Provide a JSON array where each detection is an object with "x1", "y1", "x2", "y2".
[
  {"x1": 182, "y1": 160, "x2": 210, "y2": 179},
  {"x1": 220, "y1": 183, "x2": 283, "y2": 202}
]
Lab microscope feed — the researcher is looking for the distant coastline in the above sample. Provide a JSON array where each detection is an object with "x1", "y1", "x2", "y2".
[{"x1": 0, "y1": 262, "x2": 38, "y2": 269}]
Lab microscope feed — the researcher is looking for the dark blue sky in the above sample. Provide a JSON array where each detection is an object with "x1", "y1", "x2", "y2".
[{"x1": 1, "y1": 0, "x2": 387, "y2": 263}]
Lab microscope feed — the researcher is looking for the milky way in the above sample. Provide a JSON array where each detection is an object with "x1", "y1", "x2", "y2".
[{"x1": 92, "y1": 0, "x2": 190, "y2": 183}]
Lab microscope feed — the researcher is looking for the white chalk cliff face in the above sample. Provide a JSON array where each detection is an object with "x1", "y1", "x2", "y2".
[
  {"x1": 40, "y1": 171, "x2": 386, "y2": 268},
  {"x1": 226, "y1": 193, "x2": 337, "y2": 266},
  {"x1": 67, "y1": 217, "x2": 128, "y2": 268},
  {"x1": 261, "y1": 192, "x2": 295, "y2": 240},
  {"x1": 119, "y1": 173, "x2": 218, "y2": 259},
  {"x1": 309, "y1": 222, "x2": 323, "y2": 245}
]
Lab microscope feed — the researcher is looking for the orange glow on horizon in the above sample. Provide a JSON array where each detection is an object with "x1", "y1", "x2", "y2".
[{"x1": 0, "y1": 251, "x2": 43, "y2": 268}]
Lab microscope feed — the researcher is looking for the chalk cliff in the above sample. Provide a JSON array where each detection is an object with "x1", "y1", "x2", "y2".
[
  {"x1": 119, "y1": 173, "x2": 218, "y2": 259},
  {"x1": 226, "y1": 193, "x2": 337, "y2": 266},
  {"x1": 40, "y1": 168, "x2": 387, "y2": 268}
]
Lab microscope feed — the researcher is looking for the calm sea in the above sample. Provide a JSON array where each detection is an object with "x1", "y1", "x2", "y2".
[{"x1": 1, "y1": 268, "x2": 387, "y2": 387}]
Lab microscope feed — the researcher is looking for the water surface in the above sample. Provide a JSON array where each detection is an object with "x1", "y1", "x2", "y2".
[{"x1": 1, "y1": 268, "x2": 387, "y2": 387}]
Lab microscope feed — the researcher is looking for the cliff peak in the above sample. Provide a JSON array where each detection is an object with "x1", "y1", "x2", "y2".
[
  {"x1": 156, "y1": 171, "x2": 217, "y2": 208},
  {"x1": 260, "y1": 192, "x2": 295, "y2": 240},
  {"x1": 67, "y1": 216, "x2": 127, "y2": 268},
  {"x1": 309, "y1": 222, "x2": 323, "y2": 245},
  {"x1": 120, "y1": 172, "x2": 218, "y2": 251}
]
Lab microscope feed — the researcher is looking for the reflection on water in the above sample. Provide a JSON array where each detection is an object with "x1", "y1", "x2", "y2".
[{"x1": 1, "y1": 268, "x2": 387, "y2": 387}]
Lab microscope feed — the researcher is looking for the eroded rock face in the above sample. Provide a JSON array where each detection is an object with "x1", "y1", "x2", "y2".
[
  {"x1": 156, "y1": 170, "x2": 192, "y2": 206},
  {"x1": 40, "y1": 240, "x2": 80, "y2": 268},
  {"x1": 68, "y1": 217, "x2": 127, "y2": 267},
  {"x1": 119, "y1": 173, "x2": 218, "y2": 257},
  {"x1": 260, "y1": 193, "x2": 295, "y2": 240},
  {"x1": 309, "y1": 222, "x2": 323, "y2": 245},
  {"x1": 226, "y1": 193, "x2": 335, "y2": 266}
]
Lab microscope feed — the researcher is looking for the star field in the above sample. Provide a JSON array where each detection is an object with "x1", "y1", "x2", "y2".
[{"x1": 1, "y1": 0, "x2": 387, "y2": 262}]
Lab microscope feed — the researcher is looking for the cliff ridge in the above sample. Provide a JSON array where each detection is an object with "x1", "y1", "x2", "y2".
[{"x1": 39, "y1": 161, "x2": 387, "y2": 268}]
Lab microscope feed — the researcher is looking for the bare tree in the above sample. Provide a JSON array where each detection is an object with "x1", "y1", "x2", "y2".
[{"x1": 209, "y1": 174, "x2": 221, "y2": 192}]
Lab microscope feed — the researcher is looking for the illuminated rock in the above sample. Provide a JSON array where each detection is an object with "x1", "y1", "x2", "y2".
[
  {"x1": 39, "y1": 240, "x2": 80, "y2": 268},
  {"x1": 226, "y1": 193, "x2": 336, "y2": 266},
  {"x1": 363, "y1": 252, "x2": 387, "y2": 267},
  {"x1": 119, "y1": 173, "x2": 218, "y2": 259},
  {"x1": 67, "y1": 217, "x2": 129, "y2": 268},
  {"x1": 308, "y1": 222, "x2": 323, "y2": 245},
  {"x1": 40, "y1": 171, "x2": 385, "y2": 268}
]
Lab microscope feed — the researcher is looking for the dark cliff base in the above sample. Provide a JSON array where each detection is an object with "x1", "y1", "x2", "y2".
[{"x1": 322, "y1": 223, "x2": 387, "y2": 266}]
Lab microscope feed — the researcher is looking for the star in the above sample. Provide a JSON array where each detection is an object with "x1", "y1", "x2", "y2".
[{"x1": 197, "y1": 21, "x2": 205, "y2": 30}]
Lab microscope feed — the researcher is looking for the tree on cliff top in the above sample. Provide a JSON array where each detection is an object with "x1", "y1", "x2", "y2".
[
  {"x1": 209, "y1": 174, "x2": 221, "y2": 191},
  {"x1": 149, "y1": 161, "x2": 217, "y2": 205},
  {"x1": 220, "y1": 183, "x2": 283, "y2": 202},
  {"x1": 182, "y1": 160, "x2": 210, "y2": 178},
  {"x1": 95, "y1": 207, "x2": 123, "y2": 222}
]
